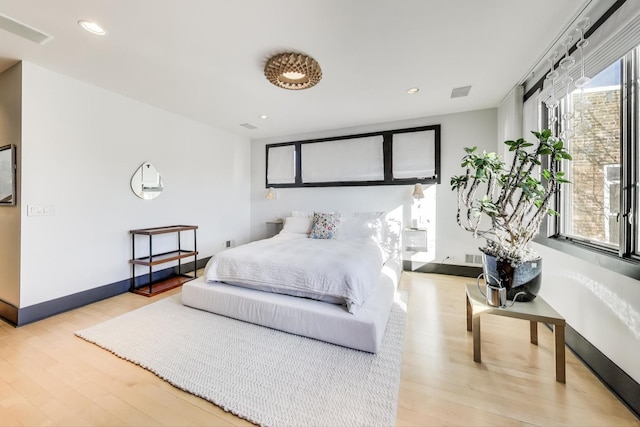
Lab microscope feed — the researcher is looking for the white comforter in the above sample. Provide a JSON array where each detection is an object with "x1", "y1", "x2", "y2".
[{"x1": 204, "y1": 235, "x2": 385, "y2": 313}]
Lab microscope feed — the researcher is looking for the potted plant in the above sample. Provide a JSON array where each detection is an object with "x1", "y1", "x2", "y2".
[{"x1": 450, "y1": 129, "x2": 572, "y2": 301}]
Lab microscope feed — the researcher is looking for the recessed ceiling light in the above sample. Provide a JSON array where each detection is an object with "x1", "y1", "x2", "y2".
[
  {"x1": 260, "y1": 114, "x2": 269, "y2": 120},
  {"x1": 78, "y1": 20, "x2": 107, "y2": 36},
  {"x1": 406, "y1": 87, "x2": 420, "y2": 95}
]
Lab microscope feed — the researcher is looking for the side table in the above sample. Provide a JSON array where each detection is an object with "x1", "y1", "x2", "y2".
[
  {"x1": 130, "y1": 225, "x2": 198, "y2": 296},
  {"x1": 465, "y1": 283, "x2": 566, "y2": 383}
]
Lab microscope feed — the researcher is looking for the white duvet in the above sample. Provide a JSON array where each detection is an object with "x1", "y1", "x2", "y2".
[{"x1": 204, "y1": 235, "x2": 385, "y2": 313}]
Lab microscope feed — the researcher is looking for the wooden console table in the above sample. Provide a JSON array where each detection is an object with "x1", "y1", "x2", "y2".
[
  {"x1": 465, "y1": 283, "x2": 566, "y2": 383},
  {"x1": 130, "y1": 225, "x2": 198, "y2": 297}
]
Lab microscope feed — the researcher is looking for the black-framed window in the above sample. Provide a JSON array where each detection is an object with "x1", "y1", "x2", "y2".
[
  {"x1": 535, "y1": 45, "x2": 640, "y2": 279},
  {"x1": 265, "y1": 125, "x2": 441, "y2": 188}
]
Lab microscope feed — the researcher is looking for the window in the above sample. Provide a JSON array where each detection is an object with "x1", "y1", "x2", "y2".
[
  {"x1": 301, "y1": 136, "x2": 384, "y2": 183},
  {"x1": 604, "y1": 164, "x2": 621, "y2": 245},
  {"x1": 265, "y1": 125, "x2": 441, "y2": 188},
  {"x1": 519, "y1": 0, "x2": 640, "y2": 278},
  {"x1": 538, "y1": 45, "x2": 640, "y2": 271},
  {"x1": 267, "y1": 144, "x2": 296, "y2": 185},
  {"x1": 557, "y1": 60, "x2": 622, "y2": 250}
]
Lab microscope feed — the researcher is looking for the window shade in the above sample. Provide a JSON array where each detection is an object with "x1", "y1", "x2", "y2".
[
  {"x1": 267, "y1": 145, "x2": 296, "y2": 184},
  {"x1": 525, "y1": 0, "x2": 640, "y2": 101},
  {"x1": 392, "y1": 130, "x2": 436, "y2": 179},
  {"x1": 301, "y1": 136, "x2": 384, "y2": 183}
]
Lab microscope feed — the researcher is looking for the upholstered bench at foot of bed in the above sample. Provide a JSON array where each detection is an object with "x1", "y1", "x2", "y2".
[{"x1": 181, "y1": 261, "x2": 401, "y2": 353}]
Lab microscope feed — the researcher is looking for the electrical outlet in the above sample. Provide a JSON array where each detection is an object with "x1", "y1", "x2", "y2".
[{"x1": 225, "y1": 240, "x2": 231, "y2": 248}]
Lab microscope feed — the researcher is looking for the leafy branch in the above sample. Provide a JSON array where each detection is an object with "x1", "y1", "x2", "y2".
[{"x1": 451, "y1": 129, "x2": 572, "y2": 265}]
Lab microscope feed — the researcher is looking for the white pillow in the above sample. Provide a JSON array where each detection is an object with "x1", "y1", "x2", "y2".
[
  {"x1": 338, "y1": 211, "x2": 385, "y2": 240},
  {"x1": 280, "y1": 216, "x2": 313, "y2": 235}
]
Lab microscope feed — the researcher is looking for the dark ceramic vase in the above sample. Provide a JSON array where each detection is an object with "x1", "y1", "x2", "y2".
[{"x1": 481, "y1": 251, "x2": 542, "y2": 302}]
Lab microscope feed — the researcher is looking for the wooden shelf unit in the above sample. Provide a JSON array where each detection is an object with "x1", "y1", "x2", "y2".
[{"x1": 129, "y1": 225, "x2": 198, "y2": 297}]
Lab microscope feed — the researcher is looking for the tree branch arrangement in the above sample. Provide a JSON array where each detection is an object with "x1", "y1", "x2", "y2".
[{"x1": 451, "y1": 129, "x2": 572, "y2": 265}]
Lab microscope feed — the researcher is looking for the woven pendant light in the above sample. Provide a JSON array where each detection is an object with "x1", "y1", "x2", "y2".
[{"x1": 264, "y1": 52, "x2": 322, "y2": 90}]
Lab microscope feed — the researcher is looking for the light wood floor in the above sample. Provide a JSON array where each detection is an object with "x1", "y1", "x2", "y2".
[{"x1": 0, "y1": 272, "x2": 638, "y2": 426}]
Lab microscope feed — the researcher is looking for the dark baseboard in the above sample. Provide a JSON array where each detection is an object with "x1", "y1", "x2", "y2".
[
  {"x1": 17, "y1": 277, "x2": 132, "y2": 326},
  {"x1": 0, "y1": 298, "x2": 18, "y2": 326},
  {"x1": 404, "y1": 261, "x2": 482, "y2": 277},
  {"x1": 2, "y1": 257, "x2": 210, "y2": 327},
  {"x1": 565, "y1": 324, "x2": 640, "y2": 418}
]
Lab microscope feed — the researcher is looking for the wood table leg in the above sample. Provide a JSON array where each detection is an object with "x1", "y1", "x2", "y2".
[
  {"x1": 554, "y1": 324, "x2": 566, "y2": 383},
  {"x1": 530, "y1": 321, "x2": 538, "y2": 345},
  {"x1": 472, "y1": 315, "x2": 481, "y2": 363},
  {"x1": 466, "y1": 294, "x2": 472, "y2": 331}
]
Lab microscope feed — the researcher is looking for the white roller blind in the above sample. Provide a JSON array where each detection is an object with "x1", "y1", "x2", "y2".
[
  {"x1": 301, "y1": 136, "x2": 384, "y2": 183},
  {"x1": 392, "y1": 130, "x2": 436, "y2": 179},
  {"x1": 529, "y1": 0, "x2": 640, "y2": 101},
  {"x1": 267, "y1": 145, "x2": 296, "y2": 184}
]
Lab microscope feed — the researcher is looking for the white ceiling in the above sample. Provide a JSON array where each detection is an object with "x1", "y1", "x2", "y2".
[{"x1": 0, "y1": 0, "x2": 590, "y2": 140}]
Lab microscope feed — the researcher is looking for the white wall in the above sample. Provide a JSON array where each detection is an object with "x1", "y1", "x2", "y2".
[
  {"x1": 0, "y1": 63, "x2": 22, "y2": 307},
  {"x1": 533, "y1": 245, "x2": 640, "y2": 383},
  {"x1": 250, "y1": 108, "x2": 497, "y2": 267},
  {"x1": 18, "y1": 62, "x2": 251, "y2": 308}
]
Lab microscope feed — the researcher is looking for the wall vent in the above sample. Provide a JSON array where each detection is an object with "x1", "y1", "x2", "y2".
[
  {"x1": 0, "y1": 13, "x2": 53, "y2": 44},
  {"x1": 239, "y1": 123, "x2": 258, "y2": 130},
  {"x1": 465, "y1": 254, "x2": 474, "y2": 263}
]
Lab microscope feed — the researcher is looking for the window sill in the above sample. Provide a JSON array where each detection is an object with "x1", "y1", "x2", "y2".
[{"x1": 534, "y1": 234, "x2": 640, "y2": 281}]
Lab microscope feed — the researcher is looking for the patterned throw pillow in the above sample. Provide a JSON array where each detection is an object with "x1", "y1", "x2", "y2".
[{"x1": 309, "y1": 212, "x2": 341, "y2": 239}]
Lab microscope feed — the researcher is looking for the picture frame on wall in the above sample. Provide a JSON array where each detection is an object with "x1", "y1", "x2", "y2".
[{"x1": 0, "y1": 144, "x2": 17, "y2": 206}]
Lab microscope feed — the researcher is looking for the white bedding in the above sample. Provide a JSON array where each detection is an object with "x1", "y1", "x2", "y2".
[
  {"x1": 182, "y1": 260, "x2": 402, "y2": 353},
  {"x1": 204, "y1": 235, "x2": 385, "y2": 313}
]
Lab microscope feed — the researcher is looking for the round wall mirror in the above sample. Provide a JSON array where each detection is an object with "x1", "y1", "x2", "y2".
[{"x1": 131, "y1": 162, "x2": 163, "y2": 200}]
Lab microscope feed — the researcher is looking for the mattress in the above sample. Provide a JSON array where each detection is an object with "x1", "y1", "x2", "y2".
[
  {"x1": 182, "y1": 260, "x2": 402, "y2": 353},
  {"x1": 204, "y1": 235, "x2": 385, "y2": 314}
]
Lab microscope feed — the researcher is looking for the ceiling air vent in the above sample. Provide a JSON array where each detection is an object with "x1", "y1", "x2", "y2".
[
  {"x1": 0, "y1": 13, "x2": 53, "y2": 44},
  {"x1": 450, "y1": 85, "x2": 472, "y2": 99},
  {"x1": 239, "y1": 123, "x2": 258, "y2": 130}
]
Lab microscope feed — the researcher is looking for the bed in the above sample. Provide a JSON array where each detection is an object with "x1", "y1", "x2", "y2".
[{"x1": 182, "y1": 212, "x2": 402, "y2": 353}]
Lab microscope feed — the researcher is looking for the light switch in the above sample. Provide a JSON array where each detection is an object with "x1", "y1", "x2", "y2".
[{"x1": 27, "y1": 204, "x2": 56, "y2": 216}]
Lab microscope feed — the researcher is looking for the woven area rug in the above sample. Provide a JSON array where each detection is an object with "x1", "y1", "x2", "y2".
[{"x1": 76, "y1": 294, "x2": 406, "y2": 427}]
